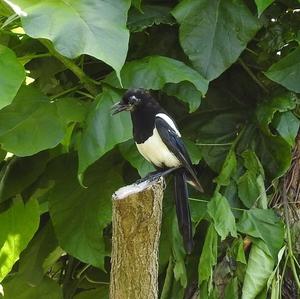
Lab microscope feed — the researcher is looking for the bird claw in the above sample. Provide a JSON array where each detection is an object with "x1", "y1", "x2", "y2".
[{"x1": 134, "y1": 167, "x2": 179, "y2": 185}]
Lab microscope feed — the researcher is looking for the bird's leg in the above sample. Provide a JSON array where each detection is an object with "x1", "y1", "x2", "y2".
[
  {"x1": 134, "y1": 170, "x2": 161, "y2": 185},
  {"x1": 134, "y1": 167, "x2": 180, "y2": 185}
]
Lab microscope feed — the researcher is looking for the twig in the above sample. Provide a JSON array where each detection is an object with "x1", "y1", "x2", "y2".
[{"x1": 41, "y1": 40, "x2": 99, "y2": 96}]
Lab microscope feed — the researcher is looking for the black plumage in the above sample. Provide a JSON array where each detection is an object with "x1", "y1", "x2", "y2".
[{"x1": 112, "y1": 88, "x2": 203, "y2": 253}]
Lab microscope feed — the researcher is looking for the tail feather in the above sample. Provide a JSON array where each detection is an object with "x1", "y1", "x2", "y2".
[{"x1": 174, "y1": 170, "x2": 193, "y2": 254}]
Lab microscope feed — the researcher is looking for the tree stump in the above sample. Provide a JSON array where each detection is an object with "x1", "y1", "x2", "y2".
[{"x1": 110, "y1": 178, "x2": 164, "y2": 299}]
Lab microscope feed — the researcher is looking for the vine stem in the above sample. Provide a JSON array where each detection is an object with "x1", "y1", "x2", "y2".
[
  {"x1": 50, "y1": 86, "x2": 80, "y2": 101},
  {"x1": 189, "y1": 198, "x2": 246, "y2": 212},
  {"x1": 282, "y1": 179, "x2": 300, "y2": 291},
  {"x1": 238, "y1": 58, "x2": 269, "y2": 93},
  {"x1": 40, "y1": 40, "x2": 99, "y2": 96}
]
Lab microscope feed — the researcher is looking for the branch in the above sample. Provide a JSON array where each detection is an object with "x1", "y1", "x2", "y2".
[
  {"x1": 40, "y1": 40, "x2": 99, "y2": 96},
  {"x1": 110, "y1": 178, "x2": 164, "y2": 299},
  {"x1": 238, "y1": 58, "x2": 269, "y2": 94}
]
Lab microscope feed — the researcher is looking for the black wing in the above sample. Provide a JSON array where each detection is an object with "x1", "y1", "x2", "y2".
[{"x1": 155, "y1": 116, "x2": 203, "y2": 192}]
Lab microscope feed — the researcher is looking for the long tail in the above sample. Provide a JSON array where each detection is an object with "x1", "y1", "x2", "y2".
[{"x1": 174, "y1": 169, "x2": 193, "y2": 254}]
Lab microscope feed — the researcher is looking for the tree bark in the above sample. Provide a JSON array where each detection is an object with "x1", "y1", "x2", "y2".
[{"x1": 110, "y1": 178, "x2": 164, "y2": 299}]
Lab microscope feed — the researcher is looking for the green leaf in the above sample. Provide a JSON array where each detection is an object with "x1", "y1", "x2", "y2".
[
  {"x1": 18, "y1": 222, "x2": 59, "y2": 286},
  {"x1": 74, "y1": 287, "x2": 108, "y2": 299},
  {"x1": 224, "y1": 277, "x2": 239, "y2": 299},
  {"x1": 207, "y1": 192, "x2": 237, "y2": 240},
  {"x1": 104, "y1": 55, "x2": 208, "y2": 96},
  {"x1": 190, "y1": 198, "x2": 207, "y2": 223},
  {"x1": 234, "y1": 238, "x2": 247, "y2": 264},
  {"x1": 255, "y1": 133, "x2": 291, "y2": 179},
  {"x1": 2, "y1": 276, "x2": 63, "y2": 299},
  {"x1": 256, "y1": 93, "x2": 297, "y2": 135},
  {"x1": 273, "y1": 111, "x2": 300, "y2": 146},
  {"x1": 237, "y1": 170, "x2": 260, "y2": 208},
  {"x1": 172, "y1": 212, "x2": 187, "y2": 288},
  {"x1": 198, "y1": 224, "x2": 218, "y2": 284},
  {"x1": 241, "y1": 243, "x2": 274, "y2": 299},
  {"x1": 131, "y1": 0, "x2": 141, "y2": 11},
  {"x1": 254, "y1": 0, "x2": 274, "y2": 16},
  {"x1": 128, "y1": 5, "x2": 175, "y2": 33},
  {"x1": 119, "y1": 140, "x2": 155, "y2": 177},
  {"x1": 183, "y1": 138, "x2": 202, "y2": 164},
  {"x1": 172, "y1": 0, "x2": 260, "y2": 80},
  {"x1": 0, "y1": 199, "x2": 40, "y2": 282},
  {"x1": 0, "y1": 45, "x2": 25, "y2": 110},
  {"x1": 47, "y1": 153, "x2": 123, "y2": 269},
  {"x1": 164, "y1": 82, "x2": 202, "y2": 113},
  {"x1": 265, "y1": 47, "x2": 300, "y2": 93},
  {"x1": 0, "y1": 86, "x2": 65, "y2": 156},
  {"x1": 78, "y1": 88, "x2": 132, "y2": 175},
  {"x1": 56, "y1": 97, "x2": 89, "y2": 124},
  {"x1": 0, "y1": 152, "x2": 50, "y2": 203},
  {"x1": 237, "y1": 209, "x2": 284, "y2": 259},
  {"x1": 14, "y1": 0, "x2": 131, "y2": 76},
  {"x1": 214, "y1": 149, "x2": 237, "y2": 187},
  {"x1": 241, "y1": 150, "x2": 265, "y2": 178}
]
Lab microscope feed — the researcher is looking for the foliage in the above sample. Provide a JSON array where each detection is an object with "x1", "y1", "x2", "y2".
[{"x1": 0, "y1": 0, "x2": 299, "y2": 298}]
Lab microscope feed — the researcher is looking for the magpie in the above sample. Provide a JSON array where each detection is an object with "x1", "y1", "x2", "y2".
[{"x1": 112, "y1": 88, "x2": 203, "y2": 254}]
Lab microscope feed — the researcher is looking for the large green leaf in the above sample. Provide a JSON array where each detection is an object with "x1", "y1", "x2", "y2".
[
  {"x1": 119, "y1": 140, "x2": 155, "y2": 177},
  {"x1": 0, "y1": 87, "x2": 65, "y2": 156},
  {"x1": 104, "y1": 55, "x2": 208, "y2": 96},
  {"x1": 241, "y1": 243, "x2": 274, "y2": 299},
  {"x1": 128, "y1": 5, "x2": 175, "y2": 32},
  {"x1": 207, "y1": 192, "x2": 237, "y2": 240},
  {"x1": 2, "y1": 276, "x2": 63, "y2": 299},
  {"x1": 13, "y1": 0, "x2": 131, "y2": 76},
  {"x1": 237, "y1": 170, "x2": 260, "y2": 208},
  {"x1": 255, "y1": 133, "x2": 291, "y2": 179},
  {"x1": 241, "y1": 150, "x2": 265, "y2": 178},
  {"x1": 265, "y1": 47, "x2": 300, "y2": 93},
  {"x1": 0, "y1": 199, "x2": 40, "y2": 282},
  {"x1": 214, "y1": 149, "x2": 237, "y2": 187},
  {"x1": 0, "y1": 152, "x2": 50, "y2": 203},
  {"x1": 0, "y1": 45, "x2": 25, "y2": 110},
  {"x1": 172, "y1": 0, "x2": 260, "y2": 80},
  {"x1": 18, "y1": 222, "x2": 59, "y2": 286},
  {"x1": 273, "y1": 111, "x2": 300, "y2": 147},
  {"x1": 254, "y1": 0, "x2": 274, "y2": 16},
  {"x1": 224, "y1": 277, "x2": 239, "y2": 299},
  {"x1": 172, "y1": 212, "x2": 188, "y2": 288},
  {"x1": 198, "y1": 224, "x2": 218, "y2": 284},
  {"x1": 78, "y1": 88, "x2": 132, "y2": 175},
  {"x1": 237, "y1": 209, "x2": 284, "y2": 259},
  {"x1": 47, "y1": 153, "x2": 123, "y2": 269},
  {"x1": 255, "y1": 93, "x2": 297, "y2": 136},
  {"x1": 164, "y1": 82, "x2": 202, "y2": 113}
]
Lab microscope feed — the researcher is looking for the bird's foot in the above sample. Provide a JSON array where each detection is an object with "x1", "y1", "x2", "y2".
[
  {"x1": 134, "y1": 170, "x2": 161, "y2": 185},
  {"x1": 134, "y1": 167, "x2": 179, "y2": 185}
]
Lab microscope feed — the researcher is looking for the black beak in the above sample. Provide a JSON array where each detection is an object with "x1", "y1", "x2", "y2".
[{"x1": 111, "y1": 102, "x2": 128, "y2": 115}]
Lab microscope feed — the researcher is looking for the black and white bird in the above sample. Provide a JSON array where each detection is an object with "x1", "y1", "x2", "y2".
[{"x1": 112, "y1": 88, "x2": 203, "y2": 254}]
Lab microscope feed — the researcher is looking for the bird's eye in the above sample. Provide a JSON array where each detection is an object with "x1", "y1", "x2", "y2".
[{"x1": 129, "y1": 96, "x2": 140, "y2": 105}]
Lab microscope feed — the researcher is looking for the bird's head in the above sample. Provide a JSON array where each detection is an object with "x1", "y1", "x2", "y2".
[{"x1": 111, "y1": 88, "x2": 152, "y2": 115}]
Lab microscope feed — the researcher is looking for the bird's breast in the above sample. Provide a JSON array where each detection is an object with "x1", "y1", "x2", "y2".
[{"x1": 136, "y1": 127, "x2": 181, "y2": 168}]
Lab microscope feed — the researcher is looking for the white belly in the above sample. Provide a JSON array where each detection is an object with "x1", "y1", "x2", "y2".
[{"x1": 136, "y1": 128, "x2": 181, "y2": 168}]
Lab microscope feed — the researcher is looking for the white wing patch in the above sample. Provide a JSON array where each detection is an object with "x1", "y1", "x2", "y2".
[
  {"x1": 156, "y1": 113, "x2": 181, "y2": 137},
  {"x1": 136, "y1": 128, "x2": 181, "y2": 168}
]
